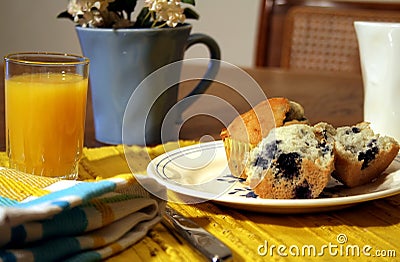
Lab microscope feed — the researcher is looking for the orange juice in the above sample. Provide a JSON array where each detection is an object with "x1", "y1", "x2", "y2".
[{"x1": 5, "y1": 73, "x2": 88, "y2": 178}]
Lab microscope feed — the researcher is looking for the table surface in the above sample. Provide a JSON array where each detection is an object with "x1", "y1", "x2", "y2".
[
  {"x1": 2, "y1": 65, "x2": 399, "y2": 261},
  {"x1": 0, "y1": 65, "x2": 364, "y2": 149}
]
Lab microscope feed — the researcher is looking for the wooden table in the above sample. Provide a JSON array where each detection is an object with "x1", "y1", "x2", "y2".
[
  {"x1": 0, "y1": 65, "x2": 364, "y2": 148},
  {"x1": 3, "y1": 66, "x2": 399, "y2": 261},
  {"x1": 177, "y1": 66, "x2": 364, "y2": 142}
]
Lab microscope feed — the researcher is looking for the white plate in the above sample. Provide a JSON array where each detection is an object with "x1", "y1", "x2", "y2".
[{"x1": 146, "y1": 141, "x2": 400, "y2": 213}]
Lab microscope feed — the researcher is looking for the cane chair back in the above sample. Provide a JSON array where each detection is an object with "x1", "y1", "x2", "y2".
[{"x1": 280, "y1": 6, "x2": 400, "y2": 73}]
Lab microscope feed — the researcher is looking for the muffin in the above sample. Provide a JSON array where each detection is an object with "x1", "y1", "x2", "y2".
[
  {"x1": 326, "y1": 122, "x2": 399, "y2": 187},
  {"x1": 245, "y1": 124, "x2": 335, "y2": 199},
  {"x1": 220, "y1": 97, "x2": 308, "y2": 178}
]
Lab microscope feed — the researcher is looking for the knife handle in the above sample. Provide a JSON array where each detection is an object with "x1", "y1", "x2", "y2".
[{"x1": 163, "y1": 206, "x2": 232, "y2": 262}]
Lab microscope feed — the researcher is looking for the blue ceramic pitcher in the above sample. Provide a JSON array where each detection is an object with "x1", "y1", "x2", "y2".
[{"x1": 76, "y1": 24, "x2": 220, "y2": 145}]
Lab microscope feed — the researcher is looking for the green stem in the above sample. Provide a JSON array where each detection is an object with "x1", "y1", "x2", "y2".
[
  {"x1": 154, "y1": 22, "x2": 167, "y2": 28},
  {"x1": 143, "y1": 11, "x2": 151, "y2": 23}
]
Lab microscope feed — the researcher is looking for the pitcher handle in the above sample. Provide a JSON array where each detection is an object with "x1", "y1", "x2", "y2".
[{"x1": 179, "y1": 33, "x2": 221, "y2": 112}]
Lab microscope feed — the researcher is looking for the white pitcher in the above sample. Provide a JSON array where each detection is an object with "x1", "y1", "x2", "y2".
[{"x1": 354, "y1": 21, "x2": 400, "y2": 142}]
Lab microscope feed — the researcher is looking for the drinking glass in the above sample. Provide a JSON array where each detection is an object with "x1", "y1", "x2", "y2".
[{"x1": 4, "y1": 52, "x2": 89, "y2": 179}]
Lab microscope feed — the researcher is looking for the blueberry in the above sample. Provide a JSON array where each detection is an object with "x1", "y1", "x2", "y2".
[
  {"x1": 345, "y1": 127, "x2": 361, "y2": 135},
  {"x1": 275, "y1": 152, "x2": 301, "y2": 179},
  {"x1": 367, "y1": 139, "x2": 377, "y2": 147},
  {"x1": 264, "y1": 140, "x2": 280, "y2": 159},
  {"x1": 254, "y1": 140, "x2": 281, "y2": 169},
  {"x1": 254, "y1": 156, "x2": 270, "y2": 169},
  {"x1": 322, "y1": 130, "x2": 329, "y2": 140},
  {"x1": 358, "y1": 139, "x2": 379, "y2": 170},
  {"x1": 320, "y1": 144, "x2": 332, "y2": 155},
  {"x1": 293, "y1": 180, "x2": 312, "y2": 199}
]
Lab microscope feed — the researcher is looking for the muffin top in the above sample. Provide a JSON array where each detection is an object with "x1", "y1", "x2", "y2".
[{"x1": 221, "y1": 97, "x2": 307, "y2": 145}]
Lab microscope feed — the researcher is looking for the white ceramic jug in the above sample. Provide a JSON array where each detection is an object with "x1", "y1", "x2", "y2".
[{"x1": 354, "y1": 21, "x2": 400, "y2": 141}]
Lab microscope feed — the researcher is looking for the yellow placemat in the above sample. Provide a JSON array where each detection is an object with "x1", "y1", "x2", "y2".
[
  {"x1": 3, "y1": 141, "x2": 399, "y2": 262},
  {"x1": 78, "y1": 140, "x2": 197, "y2": 181}
]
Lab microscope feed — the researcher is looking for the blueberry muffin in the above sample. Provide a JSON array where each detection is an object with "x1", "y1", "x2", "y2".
[
  {"x1": 329, "y1": 122, "x2": 399, "y2": 187},
  {"x1": 245, "y1": 124, "x2": 334, "y2": 199},
  {"x1": 220, "y1": 97, "x2": 308, "y2": 178}
]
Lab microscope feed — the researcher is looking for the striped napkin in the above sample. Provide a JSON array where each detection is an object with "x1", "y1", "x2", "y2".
[{"x1": 0, "y1": 144, "x2": 172, "y2": 261}]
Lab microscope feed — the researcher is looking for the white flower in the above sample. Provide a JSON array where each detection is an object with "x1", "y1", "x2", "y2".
[
  {"x1": 67, "y1": 0, "x2": 114, "y2": 27},
  {"x1": 144, "y1": 0, "x2": 185, "y2": 27},
  {"x1": 60, "y1": 0, "x2": 197, "y2": 28}
]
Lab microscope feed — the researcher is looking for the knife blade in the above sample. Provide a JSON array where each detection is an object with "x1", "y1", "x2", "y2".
[{"x1": 162, "y1": 206, "x2": 232, "y2": 262}]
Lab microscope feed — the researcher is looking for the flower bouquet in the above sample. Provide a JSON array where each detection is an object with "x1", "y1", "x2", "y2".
[{"x1": 58, "y1": 0, "x2": 199, "y2": 29}]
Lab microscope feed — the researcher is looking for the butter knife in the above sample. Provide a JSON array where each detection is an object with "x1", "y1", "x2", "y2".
[{"x1": 162, "y1": 206, "x2": 232, "y2": 262}]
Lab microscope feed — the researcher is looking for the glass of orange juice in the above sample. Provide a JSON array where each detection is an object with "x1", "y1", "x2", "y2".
[{"x1": 4, "y1": 52, "x2": 89, "y2": 179}]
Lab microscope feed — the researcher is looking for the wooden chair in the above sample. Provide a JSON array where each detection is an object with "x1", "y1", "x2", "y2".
[
  {"x1": 256, "y1": 0, "x2": 400, "y2": 73},
  {"x1": 281, "y1": 6, "x2": 400, "y2": 73}
]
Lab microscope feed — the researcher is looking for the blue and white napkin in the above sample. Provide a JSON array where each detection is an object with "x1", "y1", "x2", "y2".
[{"x1": 0, "y1": 168, "x2": 166, "y2": 262}]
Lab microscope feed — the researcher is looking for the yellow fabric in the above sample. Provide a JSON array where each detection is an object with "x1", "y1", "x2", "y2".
[
  {"x1": 1, "y1": 141, "x2": 399, "y2": 261},
  {"x1": 0, "y1": 172, "x2": 51, "y2": 201}
]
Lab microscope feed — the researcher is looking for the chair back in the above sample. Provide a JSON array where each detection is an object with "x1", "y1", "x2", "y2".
[{"x1": 280, "y1": 6, "x2": 400, "y2": 73}]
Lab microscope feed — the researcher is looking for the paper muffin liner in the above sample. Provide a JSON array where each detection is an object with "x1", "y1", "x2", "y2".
[{"x1": 222, "y1": 137, "x2": 254, "y2": 179}]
